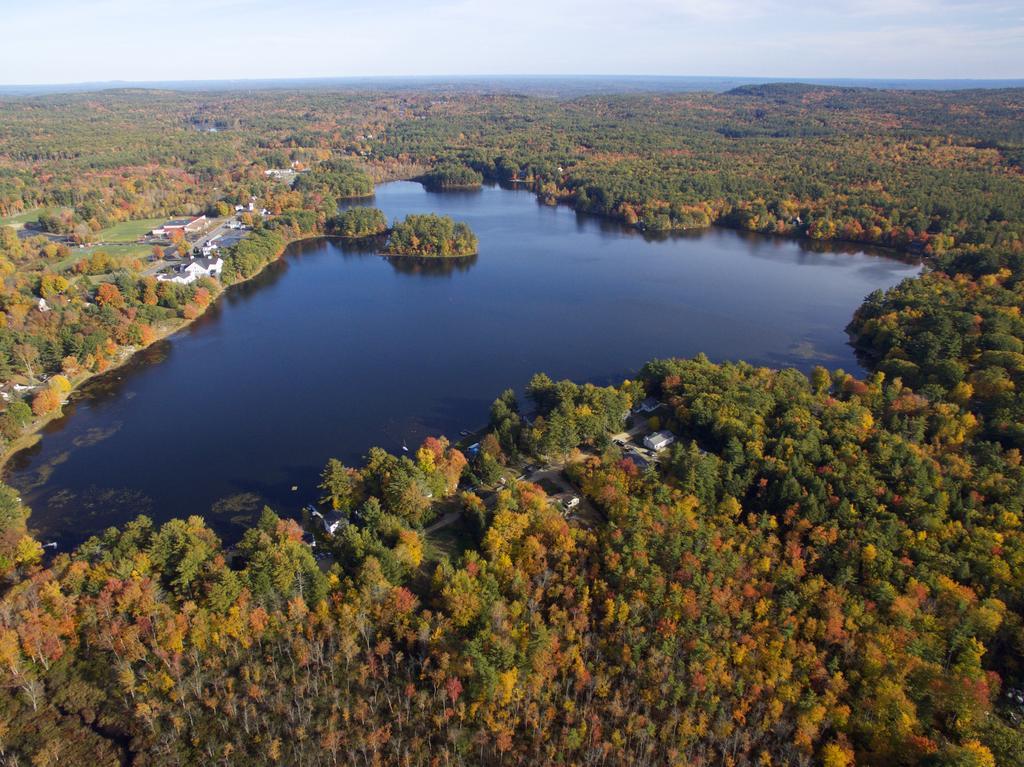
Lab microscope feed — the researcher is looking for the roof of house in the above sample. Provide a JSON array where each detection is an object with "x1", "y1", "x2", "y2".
[{"x1": 645, "y1": 430, "x2": 675, "y2": 445}]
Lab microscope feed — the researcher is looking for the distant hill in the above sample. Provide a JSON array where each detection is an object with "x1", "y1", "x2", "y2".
[
  {"x1": 725, "y1": 82, "x2": 854, "y2": 99},
  {"x1": 3, "y1": 75, "x2": 1024, "y2": 98}
]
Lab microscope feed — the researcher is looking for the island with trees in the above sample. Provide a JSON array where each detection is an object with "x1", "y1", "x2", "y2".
[
  {"x1": 326, "y1": 207, "x2": 388, "y2": 238},
  {"x1": 382, "y1": 213, "x2": 478, "y2": 257},
  {"x1": 419, "y1": 162, "x2": 484, "y2": 190}
]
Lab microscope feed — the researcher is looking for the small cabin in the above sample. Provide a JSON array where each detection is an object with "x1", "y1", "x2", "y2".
[{"x1": 643, "y1": 430, "x2": 676, "y2": 452}]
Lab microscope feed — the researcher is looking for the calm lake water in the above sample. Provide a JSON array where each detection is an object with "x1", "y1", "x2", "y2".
[{"x1": 7, "y1": 182, "x2": 920, "y2": 548}]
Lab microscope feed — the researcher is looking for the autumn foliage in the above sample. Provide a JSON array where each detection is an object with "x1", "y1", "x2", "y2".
[{"x1": 1, "y1": 356, "x2": 1022, "y2": 764}]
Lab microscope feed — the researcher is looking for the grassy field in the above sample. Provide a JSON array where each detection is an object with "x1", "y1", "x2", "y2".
[
  {"x1": 95, "y1": 218, "x2": 164, "y2": 242},
  {"x1": 423, "y1": 515, "x2": 477, "y2": 564},
  {"x1": 54, "y1": 243, "x2": 155, "y2": 272},
  {"x1": 0, "y1": 208, "x2": 47, "y2": 228},
  {"x1": 1, "y1": 213, "x2": 164, "y2": 242}
]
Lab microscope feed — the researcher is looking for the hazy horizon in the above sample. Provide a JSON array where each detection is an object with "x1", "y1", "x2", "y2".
[{"x1": 2, "y1": 74, "x2": 1024, "y2": 98}]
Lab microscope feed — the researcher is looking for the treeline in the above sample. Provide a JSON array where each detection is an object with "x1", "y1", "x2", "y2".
[
  {"x1": 849, "y1": 246, "x2": 1024, "y2": 447},
  {"x1": 326, "y1": 206, "x2": 387, "y2": 237},
  {"x1": 219, "y1": 228, "x2": 286, "y2": 283},
  {"x1": 4, "y1": 86, "x2": 1023, "y2": 259},
  {"x1": 383, "y1": 213, "x2": 478, "y2": 257},
  {"x1": 0, "y1": 226, "x2": 218, "y2": 448},
  {"x1": 377, "y1": 87, "x2": 1024, "y2": 252},
  {"x1": 293, "y1": 158, "x2": 374, "y2": 202},
  {"x1": 318, "y1": 436, "x2": 467, "y2": 580}
]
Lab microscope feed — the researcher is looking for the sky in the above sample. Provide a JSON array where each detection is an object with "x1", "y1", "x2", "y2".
[{"x1": 0, "y1": 0, "x2": 1022, "y2": 85}]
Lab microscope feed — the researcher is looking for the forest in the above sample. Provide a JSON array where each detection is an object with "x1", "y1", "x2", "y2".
[
  {"x1": 293, "y1": 158, "x2": 375, "y2": 202},
  {"x1": 1, "y1": 337, "x2": 1023, "y2": 765},
  {"x1": 0, "y1": 83, "x2": 1023, "y2": 765},
  {"x1": 326, "y1": 207, "x2": 388, "y2": 238}
]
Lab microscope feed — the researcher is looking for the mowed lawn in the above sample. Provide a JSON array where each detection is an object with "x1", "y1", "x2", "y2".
[
  {"x1": 2, "y1": 213, "x2": 162, "y2": 241},
  {"x1": 0, "y1": 208, "x2": 53, "y2": 229},
  {"x1": 54, "y1": 243, "x2": 156, "y2": 272},
  {"x1": 96, "y1": 218, "x2": 164, "y2": 242}
]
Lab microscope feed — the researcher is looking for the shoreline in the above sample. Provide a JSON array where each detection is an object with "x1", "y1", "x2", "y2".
[
  {"x1": 354, "y1": 175, "x2": 922, "y2": 262},
  {"x1": 380, "y1": 250, "x2": 478, "y2": 258},
  {"x1": 491, "y1": 176, "x2": 928, "y2": 261},
  {"x1": 0, "y1": 235, "x2": 297, "y2": 473},
  {"x1": 0, "y1": 182, "x2": 923, "y2": 474},
  {"x1": 0, "y1": 310, "x2": 205, "y2": 470}
]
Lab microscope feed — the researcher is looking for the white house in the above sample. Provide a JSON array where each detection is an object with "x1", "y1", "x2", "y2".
[
  {"x1": 195, "y1": 239, "x2": 220, "y2": 257},
  {"x1": 323, "y1": 511, "x2": 347, "y2": 535},
  {"x1": 643, "y1": 430, "x2": 675, "y2": 452},
  {"x1": 37, "y1": 298, "x2": 50, "y2": 312},
  {"x1": 157, "y1": 256, "x2": 223, "y2": 285}
]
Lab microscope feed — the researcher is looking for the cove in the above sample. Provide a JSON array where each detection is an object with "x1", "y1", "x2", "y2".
[{"x1": 5, "y1": 181, "x2": 920, "y2": 548}]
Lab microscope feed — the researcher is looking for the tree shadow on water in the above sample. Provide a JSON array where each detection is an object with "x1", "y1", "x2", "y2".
[{"x1": 384, "y1": 254, "x2": 478, "y2": 278}]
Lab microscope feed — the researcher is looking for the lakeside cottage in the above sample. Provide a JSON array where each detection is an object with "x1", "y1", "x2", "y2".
[
  {"x1": 157, "y1": 256, "x2": 223, "y2": 285},
  {"x1": 322, "y1": 511, "x2": 347, "y2": 535}
]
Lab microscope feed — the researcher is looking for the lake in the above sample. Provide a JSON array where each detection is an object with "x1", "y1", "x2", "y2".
[{"x1": 6, "y1": 181, "x2": 920, "y2": 548}]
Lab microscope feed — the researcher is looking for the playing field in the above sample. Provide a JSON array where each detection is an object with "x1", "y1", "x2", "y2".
[
  {"x1": 0, "y1": 208, "x2": 49, "y2": 228},
  {"x1": 95, "y1": 218, "x2": 165, "y2": 242}
]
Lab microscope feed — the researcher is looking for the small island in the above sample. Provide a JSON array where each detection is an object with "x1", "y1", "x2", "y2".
[
  {"x1": 420, "y1": 162, "x2": 483, "y2": 190},
  {"x1": 382, "y1": 213, "x2": 479, "y2": 257},
  {"x1": 327, "y1": 207, "x2": 388, "y2": 237}
]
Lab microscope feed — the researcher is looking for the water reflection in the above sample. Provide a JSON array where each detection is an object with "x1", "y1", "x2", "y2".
[
  {"x1": 331, "y1": 234, "x2": 388, "y2": 257},
  {"x1": 385, "y1": 253, "x2": 478, "y2": 277},
  {"x1": 6, "y1": 181, "x2": 921, "y2": 549}
]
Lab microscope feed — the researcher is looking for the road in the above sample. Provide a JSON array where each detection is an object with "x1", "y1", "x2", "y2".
[
  {"x1": 139, "y1": 217, "x2": 245, "y2": 277},
  {"x1": 423, "y1": 510, "x2": 462, "y2": 535},
  {"x1": 190, "y1": 217, "x2": 240, "y2": 251}
]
